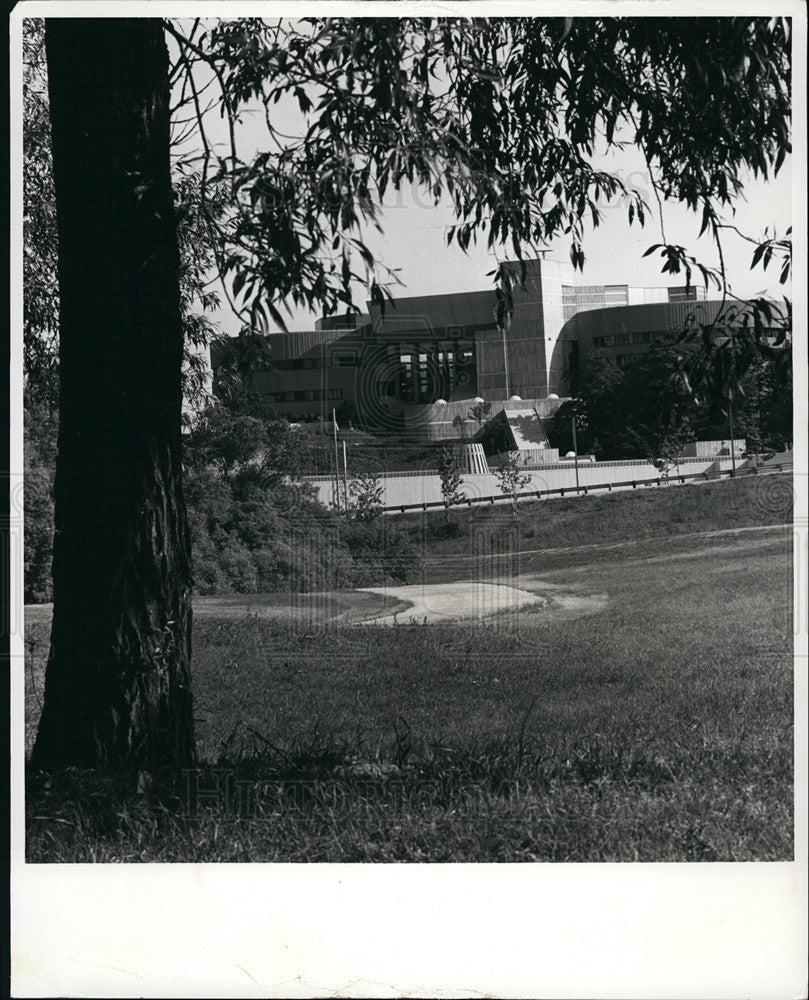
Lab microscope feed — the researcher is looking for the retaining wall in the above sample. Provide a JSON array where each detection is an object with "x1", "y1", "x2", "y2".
[{"x1": 307, "y1": 457, "x2": 738, "y2": 510}]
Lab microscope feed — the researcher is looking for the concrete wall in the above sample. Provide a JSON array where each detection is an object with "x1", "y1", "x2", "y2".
[
  {"x1": 402, "y1": 396, "x2": 565, "y2": 442},
  {"x1": 473, "y1": 259, "x2": 576, "y2": 401},
  {"x1": 536, "y1": 259, "x2": 574, "y2": 396},
  {"x1": 504, "y1": 261, "x2": 548, "y2": 399},
  {"x1": 306, "y1": 457, "x2": 738, "y2": 510},
  {"x1": 476, "y1": 328, "x2": 510, "y2": 401},
  {"x1": 682, "y1": 439, "x2": 746, "y2": 458},
  {"x1": 489, "y1": 448, "x2": 562, "y2": 465}
]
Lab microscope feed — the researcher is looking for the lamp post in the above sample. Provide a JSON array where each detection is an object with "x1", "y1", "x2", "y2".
[
  {"x1": 712, "y1": 329, "x2": 737, "y2": 478},
  {"x1": 332, "y1": 407, "x2": 341, "y2": 513},
  {"x1": 501, "y1": 324, "x2": 510, "y2": 400},
  {"x1": 572, "y1": 416, "x2": 580, "y2": 494},
  {"x1": 727, "y1": 385, "x2": 737, "y2": 478}
]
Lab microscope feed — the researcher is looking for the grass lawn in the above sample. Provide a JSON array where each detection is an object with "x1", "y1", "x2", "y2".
[
  {"x1": 25, "y1": 506, "x2": 793, "y2": 861},
  {"x1": 395, "y1": 468, "x2": 794, "y2": 562}
]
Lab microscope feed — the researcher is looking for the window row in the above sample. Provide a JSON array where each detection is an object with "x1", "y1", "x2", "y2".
[
  {"x1": 271, "y1": 353, "x2": 362, "y2": 371},
  {"x1": 271, "y1": 357, "x2": 322, "y2": 371},
  {"x1": 269, "y1": 388, "x2": 344, "y2": 403},
  {"x1": 593, "y1": 331, "x2": 656, "y2": 347}
]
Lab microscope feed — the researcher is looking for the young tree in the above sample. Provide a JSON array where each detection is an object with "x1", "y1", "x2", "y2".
[
  {"x1": 651, "y1": 424, "x2": 693, "y2": 481},
  {"x1": 452, "y1": 413, "x2": 468, "y2": 442},
  {"x1": 29, "y1": 16, "x2": 791, "y2": 774},
  {"x1": 621, "y1": 337, "x2": 703, "y2": 464},
  {"x1": 347, "y1": 471, "x2": 385, "y2": 522},
  {"x1": 683, "y1": 298, "x2": 789, "y2": 458},
  {"x1": 573, "y1": 350, "x2": 629, "y2": 458},
  {"x1": 758, "y1": 350, "x2": 793, "y2": 451},
  {"x1": 438, "y1": 448, "x2": 466, "y2": 517},
  {"x1": 469, "y1": 401, "x2": 492, "y2": 428},
  {"x1": 494, "y1": 453, "x2": 532, "y2": 512}
]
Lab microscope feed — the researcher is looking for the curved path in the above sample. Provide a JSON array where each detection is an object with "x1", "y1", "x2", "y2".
[{"x1": 356, "y1": 581, "x2": 547, "y2": 625}]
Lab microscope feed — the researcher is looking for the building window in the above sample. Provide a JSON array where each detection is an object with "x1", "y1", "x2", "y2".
[
  {"x1": 604, "y1": 285, "x2": 629, "y2": 305},
  {"x1": 594, "y1": 331, "x2": 657, "y2": 348},
  {"x1": 668, "y1": 286, "x2": 707, "y2": 302}
]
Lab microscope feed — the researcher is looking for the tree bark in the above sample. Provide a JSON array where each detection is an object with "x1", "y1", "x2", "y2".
[{"x1": 31, "y1": 19, "x2": 195, "y2": 775}]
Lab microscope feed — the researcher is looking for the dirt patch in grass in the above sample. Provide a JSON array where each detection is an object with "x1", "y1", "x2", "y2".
[{"x1": 356, "y1": 581, "x2": 548, "y2": 624}]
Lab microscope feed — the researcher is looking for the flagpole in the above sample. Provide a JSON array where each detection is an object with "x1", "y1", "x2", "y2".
[
  {"x1": 333, "y1": 408, "x2": 341, "y2": 512},
  {"x1": 342, "y1": 439, "x2": 349, "y2": 510}
]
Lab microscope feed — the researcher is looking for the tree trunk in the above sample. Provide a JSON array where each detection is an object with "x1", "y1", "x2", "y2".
[{"x1": 31, "y1": 19, "x2": 195, "y2": 775}]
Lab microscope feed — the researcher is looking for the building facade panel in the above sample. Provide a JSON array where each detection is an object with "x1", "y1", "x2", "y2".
[
  {"x1": 548, "y1": 300, "x2": 727, "y2": 395},
  {"x1": 210, "y1": 259, "x2": 765, "y2": 440}
]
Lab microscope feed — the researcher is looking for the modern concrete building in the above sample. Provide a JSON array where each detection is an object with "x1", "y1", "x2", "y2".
[{"x1": 210, "y1": 257, "x2": 746, "y2": 441}]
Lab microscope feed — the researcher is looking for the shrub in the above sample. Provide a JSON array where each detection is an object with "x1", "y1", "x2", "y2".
[
  {"x1": 341, "y1": 517, "x2": 417, "y2": 585},
  {"x1": 347, "y1": 470, "x2": 385, "y2": 521}
]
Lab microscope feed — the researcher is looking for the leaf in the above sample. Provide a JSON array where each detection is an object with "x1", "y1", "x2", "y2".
[
  {"x1": 294, "y1": 86, "x2": 312, "y2": 114},
  {"x1": 698, "y1": 203, "x2": 712, "y2": 238},
  {"x1": 231, "y1": 270, "x2": 247, "y2": 299},
  {"x1": 559, "y1": 17, "x2": 575, "y2": 43}
]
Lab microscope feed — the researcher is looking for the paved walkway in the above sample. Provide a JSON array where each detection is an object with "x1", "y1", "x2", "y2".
[{"x1": 356, "y1": 581, "x2": 547, "y2": 625}]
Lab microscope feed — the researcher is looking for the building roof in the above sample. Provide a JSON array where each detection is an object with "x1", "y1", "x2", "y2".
[{"x1": 369, "y1": 289, "x2": 497, "y2": 338}]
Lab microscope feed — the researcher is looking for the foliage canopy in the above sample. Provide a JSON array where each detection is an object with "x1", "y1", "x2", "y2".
[
  {"x1": 26, "y1": 16, "x2": 792, "y2": 371},
  {"x1": 157, "y1": 16, "x2": 792, "y2": 331}
]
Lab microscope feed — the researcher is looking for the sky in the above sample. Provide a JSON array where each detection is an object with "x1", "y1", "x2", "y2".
[{"x1": 168, "y1": 21, "x2": 793, "y2": 336}]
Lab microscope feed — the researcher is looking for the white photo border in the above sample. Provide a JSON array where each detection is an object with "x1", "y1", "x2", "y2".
[{"x1": 9, "y1": 3, "x2": 808, "y2": 997}]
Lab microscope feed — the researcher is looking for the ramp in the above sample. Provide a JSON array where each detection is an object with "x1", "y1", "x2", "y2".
[{"x1": 476, "y1": 407, "x2": 551, "y2": 453}]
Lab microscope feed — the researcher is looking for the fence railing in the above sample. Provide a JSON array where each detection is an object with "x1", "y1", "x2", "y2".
[{"x1": 378, "y1": 463, "x2": 789, "y2": 514}]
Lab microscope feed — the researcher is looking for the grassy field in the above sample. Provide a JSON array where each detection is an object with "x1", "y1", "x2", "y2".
[
  {"x1": 393, "y1": 470, "x2": 793, "y2": 569},
  {"x1": 25, "y1": 475, "x2": 794, "y2": 862}
]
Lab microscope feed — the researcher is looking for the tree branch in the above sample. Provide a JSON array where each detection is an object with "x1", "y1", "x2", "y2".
[
  {"x1": 629, "y1": 110, "x2": 666, "y2": 244},
  {"x1": 163, "y1": 20, "x2": 239, "y2": 182}
]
